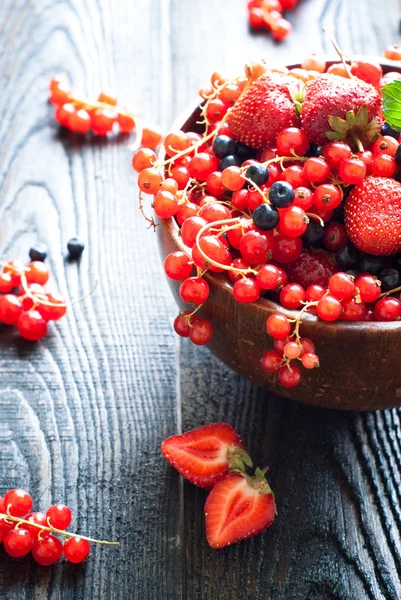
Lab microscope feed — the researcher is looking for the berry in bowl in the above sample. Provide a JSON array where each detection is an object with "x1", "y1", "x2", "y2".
[{"x1": 134, "y1": 54, "x2": 401, "y2": 411}]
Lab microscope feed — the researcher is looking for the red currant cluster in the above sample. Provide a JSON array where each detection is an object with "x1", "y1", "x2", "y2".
[
  {"x1": 133, "y1": 56, "x2": 401, "y2": 386},
  {"x1": 50, "y1": 74, "x2": 136, "y2": 135},
  {"x1": 248, "y1": 0, "x2": 300, "y2": 41},
  {"x1": 0, "y1": 488, "x2": 117, "y2": 565},
  {"x1": 0, "y1": 260, "x2": 66, "y2": 341}
]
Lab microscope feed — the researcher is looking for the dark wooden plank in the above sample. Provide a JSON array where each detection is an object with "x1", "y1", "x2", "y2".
[
  {"x1": 167, "y1": 0, "x2": 401, "y2": 598},
  {"x1": 0, "y1": 0, "x2": 182, "y2": 598}
]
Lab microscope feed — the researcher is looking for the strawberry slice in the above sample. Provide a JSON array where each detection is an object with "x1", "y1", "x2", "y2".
[
  {"x1": 161, "y1": 423, "x2": 251, "y2": 489},
  {"x1": 204, "y1": 470, "x2": 276, "y2": 549}
]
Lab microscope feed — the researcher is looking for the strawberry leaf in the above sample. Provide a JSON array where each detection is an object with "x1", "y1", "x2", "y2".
[{"x1": 383, "y1": 81, "x2": 401, "y2": 131}]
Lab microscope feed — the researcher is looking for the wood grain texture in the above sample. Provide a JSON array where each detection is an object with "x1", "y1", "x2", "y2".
[{"x1": 0, "y1": 0, "x2": 401, "y2": 599}]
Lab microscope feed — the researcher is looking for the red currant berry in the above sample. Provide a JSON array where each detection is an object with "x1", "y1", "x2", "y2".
[
  {"x1": 206, "y1": 99, "x2": 227, "y2": 122},
  {"x1": 180, "y1": 277, "x2": 209, "y2": 305},
  {"x1": 154, "y1": 191, "x2": 178, "y2": 219},
  {"x1": 233, "y1": 278, "x2": 260, "y2": 303},
  {"x1": 266, "y1": 314, "x2": 291, "y2": 340},
  {"x1": 170, "y1": 165, "x2": 190, "y2": 190},
  {"x1": 0, "y1": 272, "x2": 14, "y2": 293},
  {"x1": 138, "y1": 168, "x2": 163, "y2": 194},
  {"x1": 0, "y1": 294, "x2": 23, "y2": 325},
  {"x1": 303, "y1": 157, "x2": 330, "y2": 183},
  {"x1": 261, "y1": 349, "x2": 283, "y2": 373},
  {"x1": 324, "y1": 223, "x2": 348, "y2": 252},
  {"x1": 55, "y1": 103, "x2": 76, "y2": 127},
  {"x1": 164, "y1": 131, "x2": 191, "y2": 157},
  {"x1": 46, "y1": 504, "x2": 72, "y2": 530},
  {"x1": 164, "y1": 252, "x2": 193, "y2": 280},
  {"x1": 4, "y1": 528, "x2": 34, "y2": 558},
  {"x1": 372, "y1": 135, "x2": 399, "y2": 157},
  {"x1": 351, "y1": 60, "x2": 382, "y2": 86},
  {"x1": 176, "y1": 202, "x2": 198, "y2": 226},
  {"x1": 313, "y1": 184, "x2": 342, "y2": 211},
  {"x1": 221, "y1": 166, "x2": 246, "y2": 191},
  {"x1": 279, "y1": 165, "x2": 309, "y2": 189},
  {"x1": 206, "y1": 171, "x2": 225, "y2": 196},
  {"x1": 300, "y1": 337, "x2": 315, "y2": 354},
  {"x1": 328, "y1": 272, "x2": 356, "y2": 300},
  {"x1": 173, "y1": 312, "x2": 194, "y2": 337},
  {"x1": 4, "y1": 260, "x2": 24, "y2": 287},
  {"x1": 32, "y1": 535, "x2": 63, "y2": 566},
  {"x1": 69, "y1": 109, "x2": 91, "y2": 133},
  {"x1": 98, "y1": 89, "x2": 118, "y2": 105},
  {"x1": 36, "y1": 292, "x2": 67, "y2": 321},
  {"x1": 293, "y1": 187, "x2": 314, "y2": 211},
  {"x1": 132, "y1": 148, "x2": 156, "y2": 173},
  {"x1": 301, "y1": 352, "x2": 320, "y2": 369},
  {"x1": 117, "y1": 112, "x2": 136, "y2": 134},
  {"x1": 239, "y1": 231, "x2": 272, "y2": 265},
  {"x1": 231, "y1": 189, "x2": 250, "y2": 210},
  {"x1": 271, "y1": 18, "x2": 292, "y2": 41},
  {"x1": 279, "y1": 283, "x2": 306, "y2": 309},
  {"x1": 4, "y1": 489, "x2": 33, "y2": 517},
  {"x1": 370, "y1": 154, "x2": 397, "y2": 177},
  {"x1": 181, "y1": 217, "x2": 207, "y2": 248},
  {"x1": 256, "y1": 264, "x2": 280, "y2": 290},
  {"x1": 279, "y1": 206, "x2": 309, "y2": 238},
  {"x1": 199, "y1": 202, "x2": 231, "y2": 223},
  {"x1": 192, "y1": 236, "x2": 231, "y2": 272},
  {"x1": 189, "y1": 319, "x2": 213, "y2": 345},
  {"x1": 276, "y1": 127, "x2": 309, "y2": 157},
  {"x1": 141, "y1": 124, "x2": 163, "y2": 150},
  {"x1": 92, "y1": 108, "x2": 117, "y2": 134},
  {"x1": 323, "y1": 142, "x2": 352, "y2": 169},
  {"x1": 355, "y1": 274, "x2": 381, "y2": 303},
  {"x1": 18, "y1": 310, "x2": 48, "y2": 341},
  {"x1": 26, "y1": 261, "x2": 50, "y2": 285},
  {"x1": 316, "y1": 295, "x2": 342, "y2": 321},
  {"x1": 25, "y1": 512, "x2": 50, "y2": 540},
  {"x1": 305, "y1": 285, "x2": 325, "y2": 302},
  {"x1": 341, "y1": 297, "x2": 367, "y2": 321},
  {"x1": 374, "y1": 297, "x2": 401, "y2": 321},
  {"x1": 189, "y1": 153, "x2": 219, "y2": 182},
  {"x1": 356, "y1": 150, "x2": 373, "y2": 174},
  {"x1": 283, "y1": 341, "x2": 301, "y2": 359},
  {"x1": 272, "y1": 233, "x2": 302, "y2": 264},
  {"x1": 63, "y1": 536, "x2": 91, "y2": 563},
  {"x1": 338, "y1": 158, "x2": 366, "y2": 185},
  {"x1": 279, "y1": 363, "x2": 301, "y2": 388}
]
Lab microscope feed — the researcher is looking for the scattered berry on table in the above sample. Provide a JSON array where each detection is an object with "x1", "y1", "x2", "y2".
[
  {"x1": 29, "y1": 244, "x2": 48, "y2": 262},
  {"x1": 67, "y1": 237, "x2": 85, "y2": 258}
]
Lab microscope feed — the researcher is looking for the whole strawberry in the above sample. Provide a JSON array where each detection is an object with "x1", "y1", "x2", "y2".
[
  {"x1": 301, "y1": 74, "x2": 382, "y2": 147},
  {"x1": 228, "y1": 75, "x2": 298, "y2": 149},
  {"x1": 285, "y1": 249, "x2": 337, "y2": 288},
  {"x1": 344, "y1": 176, "x2": 401, "y2": 256}
]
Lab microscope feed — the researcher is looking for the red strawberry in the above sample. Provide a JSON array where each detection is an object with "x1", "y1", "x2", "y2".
[
  {"x1": 228, "y1": 75, "x2": 298, "y2": 149},
  {"x1": 301, "y1": 74, "x2": 382, "y2": 146},
  {"x1": 205, "y1": 470, "x2": 276, "y2": 548},
  {"x1": 344, "y1": 176, "x2": 401, "y2": 255},
  {"x1": 285, "y1": 249, "x2": 337, "y2": 288},
  {"x1": 161, "y1": 423, "x2": 250, "y2": 489}
]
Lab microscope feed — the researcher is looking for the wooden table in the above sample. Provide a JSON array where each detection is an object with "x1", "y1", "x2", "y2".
[{"x1": 0, "y1": 0, "x2": 401, "y2": 598}]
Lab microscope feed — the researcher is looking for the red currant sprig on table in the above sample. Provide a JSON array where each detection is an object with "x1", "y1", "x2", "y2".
[
  {"x1": 50, "y1": 74, "x2": 150, "y2": 138},
  {"x1": 247, "y1": 0, "x2": 301, "y2": 41},
  {"x1": 0, "y1": 260, "x2": 68, "y2": 341},
  {"x1": 0, "y1": 489, "x2": 118, "y2": 565}
]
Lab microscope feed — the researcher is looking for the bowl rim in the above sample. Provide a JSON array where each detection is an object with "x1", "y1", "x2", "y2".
[{"x1": 158, "y1": 56, "x2": 401, "y2": 333}]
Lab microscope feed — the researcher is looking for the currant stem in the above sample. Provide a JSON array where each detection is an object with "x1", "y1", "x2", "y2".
[
  {"x1": 195, "y1": 218, "x2": 257, "y2": 275},
  {"x1": 289, "y1": 301, "x2": 319, "y2": 343},
  {"x1": 323, "y1": 29, "x2": 355, "y2": 79},
  {"x1": 139, "y1": 192, "x2": 158, "y2": 230},
  {"x1": 0, "y1": 512, "x2": 119, "y2": 546},
  {"x1": 379, "y1": 285, "x2": 401, "y2": 298}
]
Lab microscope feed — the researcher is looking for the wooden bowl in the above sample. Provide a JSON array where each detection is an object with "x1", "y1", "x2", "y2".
[{"x1": 157, "y1": 59, "x2": 401, "y2": 411}]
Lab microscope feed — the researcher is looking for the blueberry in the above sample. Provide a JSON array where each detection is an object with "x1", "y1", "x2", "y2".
[
  {"x1": 380, "y1": 268, "x2": 400, "y2": 291},
  {"x1": 67, "y1": 237, "x2": 85, "y2": 258},
  {"x1": 302, "y1": 222, "x2": 325, "y2": 248},
  {"x1": 212, "y1": 135, "x2": 237, "y2": 159},
  {"x1": 246, "y1": 163, "x2": 270, "y2": 186},
  {"x1": 29, "y1": 244, "x2": 48, "y2": 262},
  {"x1": 252, "y1": 204, "x2": 279, "y2": 231},
  {"x1": 219, "y1": 154, "x2": 242, "y2": 170},
  {"x1": 305, "y1": 143, "x2": 322, "y2": 158},
  {"x1": 358, "y1": 254, "x2": 383, "y2": 276},
  {"x1": 394, "y1": 143, "x2": 401, "y2": 166},
  {"x1": 269, "y1": 181, "x2": 294, "y2": 208},
  {"x1": 381, "y1": 122, "x2": 400, "y2": 139},
  {"x1": 336, "y1": 244, "x2": 359, "y2": 270},
  {"x1": 236, "y1": 142, "x2": 257, "y2": 159}
]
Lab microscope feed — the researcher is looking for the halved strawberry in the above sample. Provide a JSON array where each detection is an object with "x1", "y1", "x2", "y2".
[
  {"x1": 161, "y1": 423, "x2": 251, "y2": 489},
  {"x1": 205, "y1": 470, "x2": 276, "y2": 548}
]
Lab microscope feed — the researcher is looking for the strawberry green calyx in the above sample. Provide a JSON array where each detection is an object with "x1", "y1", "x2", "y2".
[
  {"x1": 243, "y1": 467, "x2": 273, "y2": 495},
  {"x1": 227, "y1": 446, "x2": 253, "y2": 473},
  {"x1": 325, "y1": 104, "x2": 381, "y2": 151},
  {"x1": 382, "y1": 80, "x2": 401, "y2": 131}
]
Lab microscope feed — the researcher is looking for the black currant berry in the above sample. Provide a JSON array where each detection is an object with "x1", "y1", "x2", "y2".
[
  {"x1": 236, "y1": 141, "x2": 257, "y2": 159},
  {"x1": 67, "y1": 237, "x2": 85, "y2": 258},
  {"x1": 380, "y1": 268, "x2": 400, "y2": 292},
  {"x1": 302, "y1": 222, "x2": 324, "y2": 248},
  {"x1": 246, "y1": 163, "x2": 270, "y2": 186},
  {"x1": 212, "y1": 135, "x2": 237, "y2": 159},
  {"x1": 381, "y1": 121, "x2": 399, "y2": 139},
  {"x1": 335, "y1": 244, "x2": 359, "y2": 270},
  {"x1": 358, "y1": 254, "x2": 383, "y2": 276},
  {"x1": 394, "y1": 143, "x2": 401, "y2": 166},
  {"x1": 219, "y1": 155, "x2": 242, "y2": 170},
  {"x1": 252, "y1": 204, "x2": 279, "y2": 231},
  {"x1": 29, "y1": 244, "x2": 48, "y2": 262}
]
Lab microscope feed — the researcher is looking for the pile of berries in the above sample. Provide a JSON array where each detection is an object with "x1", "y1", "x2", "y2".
[
  {"x1": 133, "y1": 52, "x2": 401, "y2": 389},
  {"x1": 162, "y1": 423, "x2": 275, "y2": 548},
  {"x1": 247, "y1": 0, "x2": 300, "y2": 41},
  {"x1": 0, "y1": 488, "x2": 117, "y2": 565}
]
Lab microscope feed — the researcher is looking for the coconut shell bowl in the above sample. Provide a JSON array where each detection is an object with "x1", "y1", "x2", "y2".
[{"x1": 157, "y1": 59, "x2": 401, "y2": 411}]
